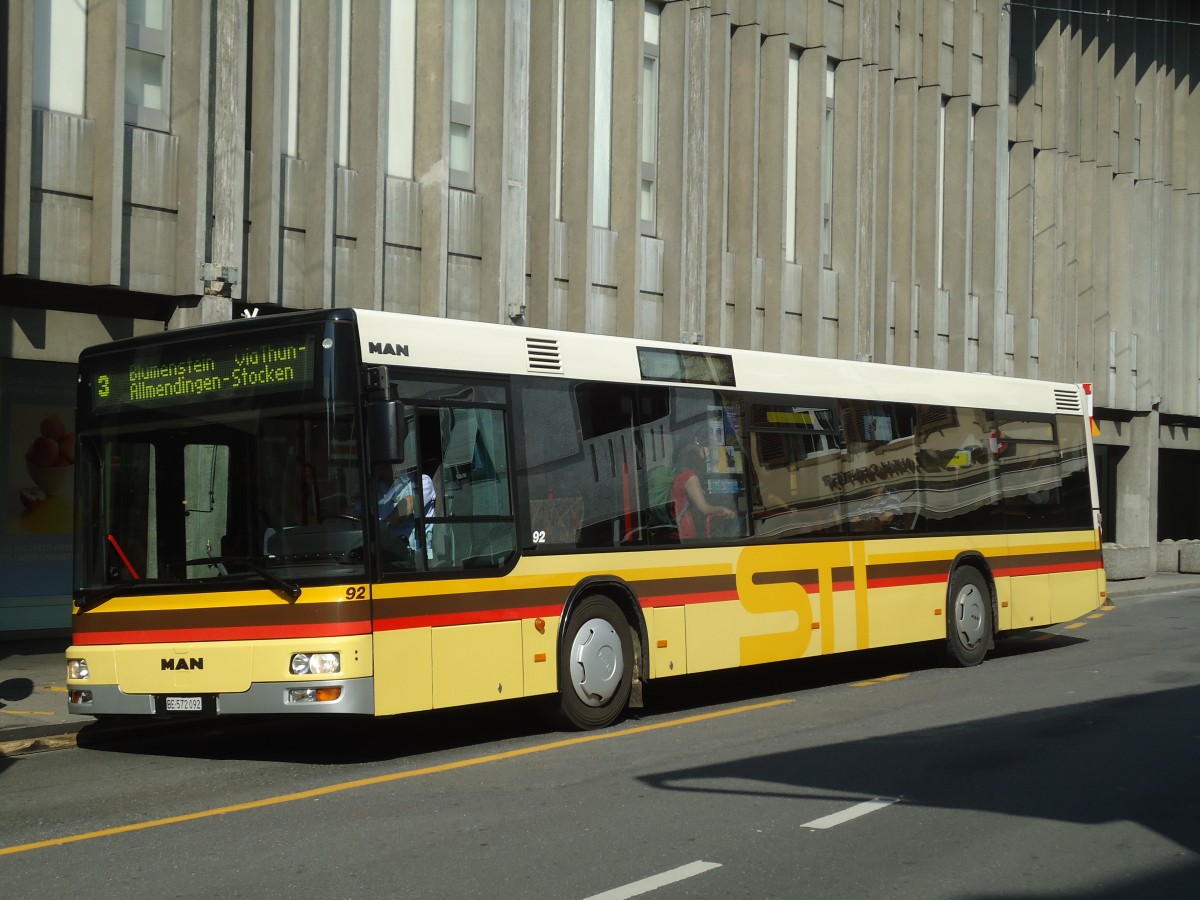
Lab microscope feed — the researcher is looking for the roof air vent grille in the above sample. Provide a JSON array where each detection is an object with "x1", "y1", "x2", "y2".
[
  {"x1": 527, "y1": 337, "x2": 561, "y2": 372},
  {"x1": 1054, "y1": 389, "x2": 1083, "y2": 414}
]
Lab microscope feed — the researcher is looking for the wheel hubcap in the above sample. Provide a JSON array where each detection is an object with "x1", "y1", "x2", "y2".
[
  {"x1": 568, "y1": 617, "x2": 624, "y2": 707},
  {"x1": 954, "y1": 583, "x2": 986, "y2": 648}
]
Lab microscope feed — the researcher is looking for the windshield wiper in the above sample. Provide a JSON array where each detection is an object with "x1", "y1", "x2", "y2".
[{"x1": 182, "y1": 555, "x2": 302, "y2": 601}]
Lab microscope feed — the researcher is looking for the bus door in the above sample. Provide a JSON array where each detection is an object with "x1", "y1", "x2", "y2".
[{"x1": 371, "y1": 383, "x2": 517, "y2": 576}]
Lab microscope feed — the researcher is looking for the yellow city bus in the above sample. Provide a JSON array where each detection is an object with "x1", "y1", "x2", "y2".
[{"x1": 66, "y1": 308, "x2": 1105, "y2": 728}]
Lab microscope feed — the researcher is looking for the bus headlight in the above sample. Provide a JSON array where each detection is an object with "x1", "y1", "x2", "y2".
[
  {"x1": 68, "y1": 658, "x2": 90, "y2": 680},
  {"x1": 289, "y1": 652, "x2": 340, "y2": 675}
]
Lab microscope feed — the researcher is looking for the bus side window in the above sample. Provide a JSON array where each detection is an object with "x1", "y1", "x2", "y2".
[{"x1": 428, "y1": 405, "x2": 515, "y2": 570}]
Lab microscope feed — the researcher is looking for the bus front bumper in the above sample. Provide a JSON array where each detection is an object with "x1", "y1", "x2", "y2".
[{"x1": 67, "y1": 676, "x2": 375, "y2": 717}]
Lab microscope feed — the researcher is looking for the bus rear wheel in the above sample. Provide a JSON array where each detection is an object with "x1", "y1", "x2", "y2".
[
  {"x1": 556, "y1": 595, "x2": 632, "y2": 730},
  {"x1": 945, "y1": 566, "x2": 992, "y2": 667}
]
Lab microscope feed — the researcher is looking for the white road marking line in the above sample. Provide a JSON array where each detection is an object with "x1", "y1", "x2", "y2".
[
  {"x1": 802, "y1": 797, "x2": 899, "y2": 830},
  {"x1": 584, "y1": 861, "x2": 723, "y2": 900}
]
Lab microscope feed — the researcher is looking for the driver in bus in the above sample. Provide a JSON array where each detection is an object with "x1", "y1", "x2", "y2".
[{"x1": 376, "y1": 465, "x2": 437, "y2": 561}]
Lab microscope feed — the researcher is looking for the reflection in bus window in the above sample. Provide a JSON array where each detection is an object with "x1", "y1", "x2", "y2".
[
  {"x1": 838, "y1": 401, "x2": 921, "y2": 534},
  {"x1": 995, "y1": 413, "x2": 1092, "y2": 530},
  {"x1": 515, "y1": 380, "x2": 747, "y2": 548},
  {"x1": 748, "y1": 398, "x2": 844, "y2": 537},
  {"x1": 914, "y1": 406, "x2": 1001, "y2": 533}
]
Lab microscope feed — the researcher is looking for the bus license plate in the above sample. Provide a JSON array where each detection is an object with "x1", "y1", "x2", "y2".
[{"x1": 165, "y1": 696, "x2": 203, "y2": 712}]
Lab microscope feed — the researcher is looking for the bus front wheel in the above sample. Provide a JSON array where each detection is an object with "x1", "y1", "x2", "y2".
[
  {"x1": 945, "y1": 566, "x2": 992, "y2": 667},
  {"x1": 557, "y1": 595, "x2": 633, "y2": 730}
]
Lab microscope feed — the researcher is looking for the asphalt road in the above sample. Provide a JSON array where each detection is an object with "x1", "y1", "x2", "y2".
[{"x1": 2, "y1": 587, "x2": 1198, "y2": 899}]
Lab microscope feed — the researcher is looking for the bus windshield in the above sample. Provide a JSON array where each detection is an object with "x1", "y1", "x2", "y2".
[
  {"x1": 75, "y1": 318, "x2": 366, "y2": 598},
  {"x1": 77, "y1": 405, "x2": 366, "y2": 597}
]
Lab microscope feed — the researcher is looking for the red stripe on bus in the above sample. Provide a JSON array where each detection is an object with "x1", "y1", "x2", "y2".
[
  {"x1": 373, "y1": 604, "x2": 564, "y2": 630},
  {"x1": 74, "y1": 557, "x2": 1101, "y2": 645},
  {"x1": 995, "y1": 560, "x2": 1103, "y2": 578},
  {"x1": 641, "y1": 590, "x2": 740, "y2": 609},
  {"x1": 866, "y1": 573, "x2": 950, "y2": 590},
  {"x1": 70, "y1": 621, "x2": 371, "y2": 646}
]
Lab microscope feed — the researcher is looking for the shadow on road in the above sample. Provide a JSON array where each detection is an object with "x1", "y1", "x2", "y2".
[
  {"x1": 641, "y1": 678, "x2": 1200, "y2": 896},
  {"x1": 70, "y1": 631, "x2": 1085, "y2": 768},
  {"x1": 0, "y1": 677, "x2": 35, "y2": 706}
]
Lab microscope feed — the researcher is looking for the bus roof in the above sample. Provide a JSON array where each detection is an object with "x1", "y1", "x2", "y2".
[
  {"x1": 353, "y1": 309, "x2": 1083, "y2": 417},
  {"x1": 75, "y1": 307, "x2": 1082, "y2": 417}
]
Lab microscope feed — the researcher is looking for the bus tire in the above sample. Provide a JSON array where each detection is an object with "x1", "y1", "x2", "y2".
[
  {"x1": 945, "y1": 565, "x2": 992, "y2": 667},
  {"x1": 557, "y1": 595, "x2": 633, "y2": 730}
]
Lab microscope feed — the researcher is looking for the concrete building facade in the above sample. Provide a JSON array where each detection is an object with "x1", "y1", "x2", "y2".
[{"x1": 2, "y1": 0, "x2": 1199, "y2": 631}]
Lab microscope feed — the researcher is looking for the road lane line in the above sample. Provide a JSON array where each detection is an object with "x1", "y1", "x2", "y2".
[
  {"x1": 802, "y1": 797, "x2": 898, "y2": 830},
  {"x1": 0, "y1": 698, "x2": 791, "y2": 857},
  {"x1": 851, "y1": 673, "x2": 909, "y2": 687},
  {"x1": 584, "y1": 861, "x2": 722, "y2": 900}
]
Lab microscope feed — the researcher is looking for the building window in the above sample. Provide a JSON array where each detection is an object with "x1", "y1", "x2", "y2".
[
  {"x1": 386, "y1": 0, "x2": 416, "y2": 178},
  {"x1": 554, "y1": 0, "x2": 566, "y2": 218},
  {"x1": 449, "y1": 0, "x2": 477, "y2": 189},
  {"x1": 33, "y1": 0, "x2": 88, "y2": 115},
  {"x1": 280, "y1": 0, "x2": 300, "y2": 156},
  {"x1": 592, "y1": 0, "x2": 614, "y2": 228},
  {"x1": 966, "y1": 105, "x2": 976, "y2": 292},
  {"x1": 821, "y1": 59, "x2": 836, "y2": 269},
  {"x1": 125, "y1": 0, "x2": 171, "y2": 131},
  {"x1": 936, "y1": 95, "x2": 947, "y2": 288},
  {"x1": 640, "y1": 3, "x2": 662, "y2": 236},
  {"x1": 785, "y1": 47, "x2": 800, "y2": 263},
  {"x1": 334, "y1": 0, "x2": 351, "y2": 167}
]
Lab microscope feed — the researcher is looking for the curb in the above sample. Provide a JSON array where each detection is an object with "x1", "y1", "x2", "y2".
[
  {"x1": 0, "y1": 731, "x2": 79, "y2": 758},
  {"x1": 1107, "y1": 580, "x2": 1200, "y2": 602}
]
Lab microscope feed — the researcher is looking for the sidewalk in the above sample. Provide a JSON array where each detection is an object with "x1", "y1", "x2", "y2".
[
  {"x1": 3, "y1": 573, "x2": 1199, "y2": 755},
  {"x1": 0, "y1": 637, "x2": 85, "y2": 755}
]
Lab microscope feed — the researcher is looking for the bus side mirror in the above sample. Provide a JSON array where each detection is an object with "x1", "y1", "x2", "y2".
[{"x1": 367, "y1": 400, "x2": 408, "y2": 463}]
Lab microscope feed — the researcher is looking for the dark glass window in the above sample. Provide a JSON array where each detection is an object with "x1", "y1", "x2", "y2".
[
  {"x1": 748, "y1": 398, "x2": 845, "y2": 537},
  {"x1": 375, "y1": 376, "x2": 516, "y2": 576},
  {"x1": 914, "y1": 405, "x2": 1003, "y2": 534},
  {"x1": 515, "y1": 379, "x2": 747, "y2": 550},
  {"x1": 838, "y1": 401, "x2": 922, "y2": 535},
  {"x1": 994, "y1": 412, "x2": 1093, "y2": 531}
]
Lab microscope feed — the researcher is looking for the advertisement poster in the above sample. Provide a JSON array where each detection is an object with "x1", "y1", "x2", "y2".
[{"x1": 0, "y1": 358, "x2": 77, "y2": 605}]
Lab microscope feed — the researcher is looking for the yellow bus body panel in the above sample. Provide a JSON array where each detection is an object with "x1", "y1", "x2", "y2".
[
  {"x1": 372, "y1": 628, "x2": 432, "y2": 715},
  {"x1": 522, "y1": 615, "x2": 559, "y2": 697},
  {"x1": 69, "y1": 530, "x2": 1103, "y2": 716},
  {"x1": 649, "y1": 606, "x2": 686, "y2": 678},
  {"x1": 432, "y1": 621, "x2": 523, "y2": 709}
]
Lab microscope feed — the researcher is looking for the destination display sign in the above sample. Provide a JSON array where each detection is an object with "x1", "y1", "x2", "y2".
[{"x1": 90, "y1": 330, "x2": 317, "y2": 412}]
